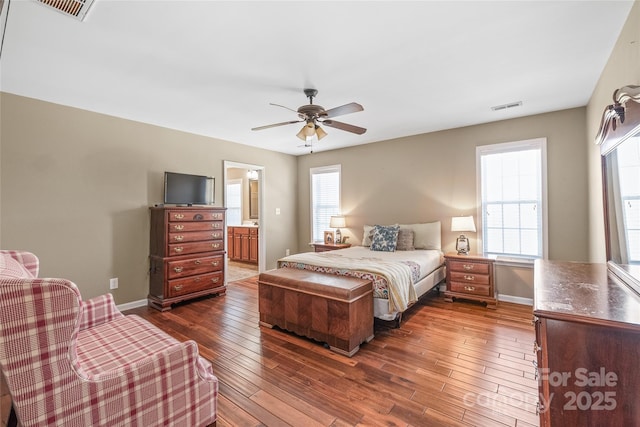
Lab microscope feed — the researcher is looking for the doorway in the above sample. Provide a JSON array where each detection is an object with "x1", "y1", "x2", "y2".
[{"x1": 223, "y1": 161, "x2": 265, "y2": 282}]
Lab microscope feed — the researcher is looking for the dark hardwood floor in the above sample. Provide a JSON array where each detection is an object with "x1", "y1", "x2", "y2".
[{"x1": 125, "y1": 278, "x2": 539, "y2": 427}]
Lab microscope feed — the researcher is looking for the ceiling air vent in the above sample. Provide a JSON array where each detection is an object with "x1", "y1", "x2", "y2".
[
  {"x1": 491, "y1": 101, "x2": 523, "y2": 112},
  {"x1": 35, "y1": 0, "x2": 95, "y2": 21}
]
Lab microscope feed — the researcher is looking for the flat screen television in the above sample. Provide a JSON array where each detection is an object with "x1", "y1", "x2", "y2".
[{"x1": 163, "y1": 171, "x2": 214, "y2": 206}]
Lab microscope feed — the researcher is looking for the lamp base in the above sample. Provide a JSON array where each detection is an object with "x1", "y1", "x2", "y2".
[{"x1": 455, "y1": 235, "x2": 470, "y2": 254}]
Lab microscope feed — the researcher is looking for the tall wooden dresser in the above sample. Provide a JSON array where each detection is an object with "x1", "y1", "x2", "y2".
[
  {"x1": 148, "y1": 206, "x2": 226, "y2": 311},
  {"x1": 533, "y1": 260, "x2": 640, "y2": 426}
]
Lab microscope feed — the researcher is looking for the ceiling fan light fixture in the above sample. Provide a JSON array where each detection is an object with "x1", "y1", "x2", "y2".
[
  {"x1": 303, "y1": 122, "x2": 316, "y2": 137},
  {"x1": 316, "y1": 125, "x2": 327, "y2": 140},
  {"x1": 296, "y1": 126, "x2": 307, "y2": 141}
]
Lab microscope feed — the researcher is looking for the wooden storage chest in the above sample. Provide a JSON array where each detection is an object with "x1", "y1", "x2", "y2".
[{"x1": 258, "y1": 268, "x2": 373, "y2": 357}]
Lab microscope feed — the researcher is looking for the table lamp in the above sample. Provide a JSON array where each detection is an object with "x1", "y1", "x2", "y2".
[
  {"x1": 330, "y1": 215, "x2": 346, "y2": 244},
  {"x1": 451, "y1": 216, "x2": 476, "y2": 254}
]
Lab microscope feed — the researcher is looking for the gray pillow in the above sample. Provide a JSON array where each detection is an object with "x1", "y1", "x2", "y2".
[{"x1": 396, "y1": 229, "x2": 415, "y2": 251}]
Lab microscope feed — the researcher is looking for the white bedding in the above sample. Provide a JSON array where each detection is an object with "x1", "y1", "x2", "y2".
[{"x1": 277, "y1": 246, "x2": 444, "y2": 315}]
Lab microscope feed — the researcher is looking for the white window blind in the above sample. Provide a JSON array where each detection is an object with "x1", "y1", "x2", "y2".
[
  {"x1": 477, "y1": 138, "x2": 547, "y2": 259},
  {"x1": 226, "y1": 179, "x2": 242, "y2": 226},
  {"x1": 310, "y1": 165, "x2": 341, "y2": 243}
]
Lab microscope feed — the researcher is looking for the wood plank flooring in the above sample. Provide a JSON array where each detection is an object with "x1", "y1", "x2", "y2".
[{"x1": 125, "y1": 278, "x2": 540, "y2": 427}]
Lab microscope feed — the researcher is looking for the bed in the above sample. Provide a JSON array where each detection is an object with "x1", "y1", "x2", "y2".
[{"x1": 277, "y1": 221, "x2": 445, "y2": 322}]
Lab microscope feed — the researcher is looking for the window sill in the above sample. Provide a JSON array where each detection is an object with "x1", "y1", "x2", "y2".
[{"x1": 492, "y1": 256, "x2": 536, "y2": 268}]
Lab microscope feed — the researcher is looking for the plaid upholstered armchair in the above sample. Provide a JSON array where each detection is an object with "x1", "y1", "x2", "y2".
[{"x1": 0, "y1": 250, "x2": 217, "y2": 426}]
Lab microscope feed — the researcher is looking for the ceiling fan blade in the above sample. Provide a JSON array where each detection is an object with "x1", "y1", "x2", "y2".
[
  {"x1": 323, "y1": 102, "x2": 364, "y2": 118},
  {"x1": 322, "y1": 120, "x2": 367, "y2": 135},
  {"x1": 251, "y1": 120, "x2": 302, "y2": 131},
  {"x1": 269, "y1": 103, "x2": 299, "y2": 114}
]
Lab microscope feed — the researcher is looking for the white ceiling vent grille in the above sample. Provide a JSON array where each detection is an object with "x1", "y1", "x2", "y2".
[
  {"x1": 491, "y1": 101, "x2": 523, "y2": 112},
  {"x1": 35, "y1": 0, "x2": 95, "y2": 21}
]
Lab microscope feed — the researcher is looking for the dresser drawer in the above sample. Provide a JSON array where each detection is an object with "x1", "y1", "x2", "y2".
[
  {"x1": 168, "y1": 210, "x2": 224, "y2": 222},
  {"x1": 168, "y1": 230, "x2": 224, "y2": 244},
  {"x1": 450, "y1": 281, "x2": 491, "y2": 296},
  {"x1": 167, "y1": 255, "x2": 223, "y2": 279},
  {"x1": 168, "y1": 271, "x2": 224, "y2": 297},
  {"x1": 448, "y1": 260, "x2": 490, "y2": 274},
  {"x1": 450, "y1": 271, "x2": 490, "y2": 286},
  {"x1": 168, "y1": 240, "x2": 224, "y2": 256},
  {"x1": 169, "y1": 221, "x2": 224, "y2": 232}
]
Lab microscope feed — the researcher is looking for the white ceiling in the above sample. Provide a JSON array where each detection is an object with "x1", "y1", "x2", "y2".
[{"x1": 0, "y1": 0, "x2": 634, "y2": 155}]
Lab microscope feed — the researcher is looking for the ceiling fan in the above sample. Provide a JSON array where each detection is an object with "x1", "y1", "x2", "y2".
[{"x1": 251, "y1": 89, "x2": 366, "y2": 141}]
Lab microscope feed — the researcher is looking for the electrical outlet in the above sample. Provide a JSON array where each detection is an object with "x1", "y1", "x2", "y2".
[
  {"x1": 275, "y1": 208, "x2": 281, "y2": 215},
  {"x1": 285, "y1": 249, "x2": 290, "y2": 256},
  {"x1": 109, "y1": 278, "x2": 118, "y2": 289}
]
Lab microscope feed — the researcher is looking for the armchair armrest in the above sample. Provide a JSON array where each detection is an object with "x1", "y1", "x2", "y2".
[{"x1": 79, "y1": 293, "x2": 123, "y2": 331}]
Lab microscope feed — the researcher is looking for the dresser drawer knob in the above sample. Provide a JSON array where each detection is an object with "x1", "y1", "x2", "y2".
[
  {"x1": 174, "y1": 214, "x2": 185, "y2": 220},
  {"x1": 173, "y1": 285, "x2": 183, "y2": 291},
  {"x1": 213, "y1": 223, "x2": 221, "y2": 229},
  {"x1": 173, "y1": 225, "x2": 184, "y2": 230},
  {"x1": 464, "y1": 275, "x2": 474, "y2": 281},
  {"x1": 174, "y1": 247, "x2": 184, "y2": 253},
  {"x1": 194, "y1": 259, "x2": 202, "y2": 265},
  {"x1": 212, "y1": 243, "x2": 220, "y2": 249},
  {"x1": 464, "y1": 286, "x2": 475, "y2": 291},
  {"x1": 174, "y1": 235, "x2": 184, "y2": 241},
  {"x1": 463, "y1": 264, "x2": 474, "y2": 270},
  {"x1": 212, "y1": 277, "x2": 219, "y2": 283},
  {"x1": 173, "y1": 267, "x2": 184, "y2": 273},
  {"x1": 212, "y1": 261, "x2": 219, "y2": 266}
]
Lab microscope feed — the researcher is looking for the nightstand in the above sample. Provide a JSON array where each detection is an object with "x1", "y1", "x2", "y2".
[
  {"x1": 444, "y1": 253, "x2": 497, "y2": 309},
  {"x1": 312, "y1": 243, "x2": 351, "y2": 253}
]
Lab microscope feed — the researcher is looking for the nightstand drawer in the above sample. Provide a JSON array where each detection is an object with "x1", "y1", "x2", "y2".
[
  {"x1": 450, "y1": 281, "x2": 491, "y2": 296},
  {"x1": 448, "y1": 260, "x2": 490, "y2": 274},
  {"x1": 450, "y1": 271, "x2": 490, "y2": 286}
]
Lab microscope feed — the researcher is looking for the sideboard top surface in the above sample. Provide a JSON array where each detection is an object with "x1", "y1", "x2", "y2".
[{"x1": 534, "y1": 260, "x2": 640, "y2": 329}]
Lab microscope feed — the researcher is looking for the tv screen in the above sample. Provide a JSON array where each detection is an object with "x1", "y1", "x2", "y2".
[{"x1": 164, "y1": 172, "x2": 214, "y2": 206}]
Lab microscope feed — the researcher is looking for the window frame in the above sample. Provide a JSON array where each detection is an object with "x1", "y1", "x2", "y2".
[
  {"x1": 475, "y1": 137, "x2": 549, "y2": 261},
  {"x1": 309, "y1": 164, "x2": 341, "y2": 243},
  {"x1": 225, "y1": 178, "x2": 243, "y2": 226}
]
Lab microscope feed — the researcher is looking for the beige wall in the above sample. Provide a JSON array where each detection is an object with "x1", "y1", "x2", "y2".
[
  {"x1": 586, "y1": 0, "x2": 640, "y2": 262},
  {"x1": 0, "y1": 93, "x2": 298, "y2": 303},
  {"x1": 297, "y1": 108, "x2": 589, "y2": 263}
]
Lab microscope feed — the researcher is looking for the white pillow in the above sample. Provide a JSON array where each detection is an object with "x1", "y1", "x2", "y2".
[
  {"x1": 399, "y1": 221, "x2": 441, "y2": 250},
  {"x1": 362, "y1": 225, "x2": 374, "y2": 246}
]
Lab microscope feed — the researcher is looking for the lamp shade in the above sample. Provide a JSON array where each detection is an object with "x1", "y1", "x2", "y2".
[
  {"x1": 329, "y1": 215, "x2": 346, "y2": 228},
  {"x1": 315, "y1": 125, "x2": 328, "y2": 140},
  {"x1": 451, "y1": 216, "x2": 476, "y2": 232}
]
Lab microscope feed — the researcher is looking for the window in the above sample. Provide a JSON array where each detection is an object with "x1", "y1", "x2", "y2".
[
  {"x1": 477, "y1": 138, "x2": 547, "y2": 259},
  {"x1": 226, "y1": 179, "x2": 242, "y2": 226},
  {"x1": 310, "y1": 165, "x2": 341, "y2": 243},
  {"x1": 614, "y1": 136, "x2": 640, "y2": 262}
]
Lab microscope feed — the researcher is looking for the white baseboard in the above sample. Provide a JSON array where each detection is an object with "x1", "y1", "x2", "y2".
[
  {"x1": 498, "y1": 294, "x2": 533, "y2": 306},
  {"x1": 116, "y1": 299, "x2": 148, "y2": 311}
]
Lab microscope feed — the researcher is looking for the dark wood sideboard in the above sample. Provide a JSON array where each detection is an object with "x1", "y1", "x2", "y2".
[{"x1": 533, "y1": 260, "x2": 640, "y2": 426}]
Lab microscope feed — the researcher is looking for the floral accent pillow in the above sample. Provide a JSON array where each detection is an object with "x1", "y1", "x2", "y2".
[{"x1": 370, "y1": 224, "x2": 400, "y2": 252}]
